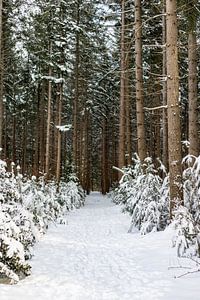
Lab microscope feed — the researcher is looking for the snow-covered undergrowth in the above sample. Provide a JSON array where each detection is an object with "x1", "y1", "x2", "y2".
[
  {"x1": 0, "y1": 160, "x2": 85, "y2": 284},
  {"x1": 111, "y1": 154, "x2": 200, "y2": 258},
  {"x1": 111, "y1": 155, "x2": 169, "y2": 235},
  {"x1": 171, "y1": 155, "x2": 200, "y2": 258}
]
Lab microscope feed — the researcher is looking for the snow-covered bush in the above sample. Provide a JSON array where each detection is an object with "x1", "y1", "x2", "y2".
[
  {"x1": 0, "y1": 208, "x2": 31, "y2": 284},
  {"x1": 112, "y1": 155, "x2": 169, "y2": 234},
  {"x1": 170, "y1": 155, "x2": 200, "y2": 258},
  {"x1": 171, "y1": 206, "x2": 200, "y2": 257},
  {"x1": 183, "y1": 155, "x2": 200, "y2": 223},
  {"x1": 0, "y1": 160, "x2": 85, "y2": 283},
  {"x1": 55, "y1": 180, "x2": 85, "y2": 211}
]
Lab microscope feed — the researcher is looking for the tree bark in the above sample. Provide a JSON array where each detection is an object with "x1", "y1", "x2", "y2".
[
  {"x1": 73, "y1": 0, "x2": 80, "y2": 175},
  {"x1": 125, "y1": 53, "x2": 132, "y2": 166},
  {"x1": 162, "y1": 3, "x2": 168, "y2": 170},
  {"x1": 135, "y1": 0, "x2": 146, "y2": 161},
  {"x1": 188, "y1": 30, "x2": 199, "y2": 157},
  {"x1": 166, "y1": 0, "x2": 183, "y2": 216},
  {"x1": 102, "y1": 117, "x2": 109, "y2": 194},
  {"x1": 56, "y1": 82, "x2": 63, "y2": 184},
  {"x1": 45, "y1": 41, "x2": 52, "y2": 179},
  {"x1": 118, "y1": 0, "x2": 126, "y2": 172},
  {"x1": 39, "y1": 81, "x2": 46, "y2": 174},
  {"x1": 0, "y1": 0, "x2": 3, "y2": 154}
]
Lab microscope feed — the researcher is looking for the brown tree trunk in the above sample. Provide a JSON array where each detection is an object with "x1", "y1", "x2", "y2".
[
  {"x1": 154, "y1": 94, "x2": 161, "y2": 165},
  {"x1": 82, "y1": 110, "x2": 87, "y2": 191},
  {"x1": 56, "y1": 82, "x2": 63, "y2": 184},
  {"x1": 45, "y1": 41, "x2": 52, "y2": 179},
  {"x1": 0, "y1": 0, "x2": 3, "y2": 155},
  {"x1": 111, "y1": 114, "x2": 118, "y2": 184},
  {"x1": 166, "y1": 0, "x2": 183, "y2": 216},
  {"x1": 162, "y1": 3, "x2": 168, "y2": 170},
  {"x1": 12, "y1": 110, "x2": 16, "y2": 163},
  {"x1": 118, "y1": 0, "x2": 126, "y2": 172},
  {"x1": 102, "y1": 117, "x2": 109, "y2": 194},
  {"x1": 73, "y1": 0, "x2": 80, "y2": 174},
  {"x1": 33, "y1": 84, "x2": 41, "y2": 177},
  {"x1": 135, "y1": 0, "x2": 146, "y2": 161},
  {"x1": 125, "y1": 53, "x2": 132, "y2": 166},
  {"x1": 39, "y1": 81, "x2": 46, "y2": 174},
  {"x1": 188, "y1": 30, "x2": 199, "y2": 157},
  {"x1": 85, "y1": 110, "x2": 91, "y2": 194},
  {"x1": 22, "y1": 112, "x2": 27, "y2": 174},
  {"x1": 79, "y1": 116, "x2": 84, "y2": 187}
]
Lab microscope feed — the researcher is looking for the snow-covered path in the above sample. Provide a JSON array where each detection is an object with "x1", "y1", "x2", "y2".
[{"x1": 0, "y1": 192, "x2": 200, "y2": 300}]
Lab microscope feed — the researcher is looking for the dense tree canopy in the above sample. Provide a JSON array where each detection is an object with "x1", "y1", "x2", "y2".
[{"x1": 0, "y1": 0, "x2": 199, "y2": 199}]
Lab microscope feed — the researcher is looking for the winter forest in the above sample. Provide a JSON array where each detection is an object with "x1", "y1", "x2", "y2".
[{"x1": 0, "y1": 0, "x2": 200, "y2": 299}]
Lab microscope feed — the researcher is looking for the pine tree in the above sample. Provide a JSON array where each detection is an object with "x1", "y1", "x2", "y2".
[{"x1": 166, "y1": 0, "x2": 183, "y2": 216}]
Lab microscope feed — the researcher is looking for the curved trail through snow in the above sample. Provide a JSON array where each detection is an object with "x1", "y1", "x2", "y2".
[{"x1": 0, "y1": 192, "x2": 199, "y2": 299}]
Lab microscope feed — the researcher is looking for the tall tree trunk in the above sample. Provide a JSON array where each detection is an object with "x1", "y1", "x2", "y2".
[
  {"x1": 12, "y1": 109, "x2": 16, "y2": 163},
  {"x1": 22, "y1": 112, "x2": 27, "y2": 174},
  {"x1": 0, "y1": 0, "x2": 3, "y2": 154},
  {"x1": 162, "y1": 3, "x2": 168, "y2": 170},
  {"x1": 154, "y1": 93, "x2": 161, "y2": 166},
  {"x1": 39, "y1": 81, "x2": 46, "y2": 174},
  {"x1": 118, "y1": 0, "x2": 126, "y2": 172},
  {"x1": 102, "y1": 117, "x2": 109, "y2": 194},
  {"x1": 33, "y1": 84, "x2": 41, "y2": 177},
  {"x1": 85, "y1": 110, "x2": 91, "y2": 194},
  {"x1": 135, "y1": 0, "x2": 146, "y2": 161},
  {"x1": 82, "y1": 110, "x2": 87, "y2": 191},
  {"x1": 188, "y1": 30, "x2": 199, "y2": 157},
  {"x1": 56, "y1": 82, "x2": 63, "y2": 184},
  {"x1": 111, "y1": 114, "x2": 118, "y2": 184},
  {"x1": 79, "y1": 116, "x2": 84, "y2": 187},
  {"x1": 73, "y1": 0, "x2": 80, "y2": 174},
  {"x1": 125, "y1": 53, "x2": 132, "y2": 166},
  {"x1": 45, "y1": 41, "x2": 52, "y2": 179},
  {"x1": 166, "y1": 0, "x2": 183, "y2": 216}
]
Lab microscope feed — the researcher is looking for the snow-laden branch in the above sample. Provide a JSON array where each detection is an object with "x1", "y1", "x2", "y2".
[
  {"x1": 112, "y1": 166, "x2": 125, "y2": 174},
  {"x1": 144, "y1": 105, "x2": 168, "y2": 111},
  {"x1": 56, "y1": 124, "x2": 72, "y2": 132}
]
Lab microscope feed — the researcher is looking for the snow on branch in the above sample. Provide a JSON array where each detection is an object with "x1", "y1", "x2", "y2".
[
  {"x1": 56, "y1": 124, "x2": 72, "y2": 132},
  {"x1": 112, "y1": 166, "x2": 125, "y2": 175},
  {"x1": 144, "y1": 105, "x2": 168, "y2": 111}
]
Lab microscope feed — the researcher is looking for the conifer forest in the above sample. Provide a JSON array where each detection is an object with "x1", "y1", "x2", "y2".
[{"x1": 0, "y1": 0, "x2": 200, "y2": 298}]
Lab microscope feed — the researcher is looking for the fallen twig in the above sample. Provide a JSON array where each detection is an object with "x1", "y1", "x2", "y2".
[{"x1": 175, "y1": 268, "x2": 200, "y2": 279}]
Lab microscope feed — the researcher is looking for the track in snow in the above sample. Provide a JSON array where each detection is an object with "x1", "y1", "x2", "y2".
[{"x1": 0, "y1": 192, "x2": 199, "y2": 300}]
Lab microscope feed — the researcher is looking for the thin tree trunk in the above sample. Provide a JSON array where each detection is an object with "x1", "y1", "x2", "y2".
[
  {"x1": 33, "y1": 84, "x2": 41, "y2": 177},
  {"x1": 118, "y1": 0, "x2": 126, "y2": 172},
  {"x1": 135, "y1": 0, "x2": 146, "y2": 161},
  {"x1": 73, "y1": 0, "x2": 80, "y2": 174},
  {"x1": 85, "y1": 111, "x2": 91, "y2": 194},
  {"x1": 111, "y1": 114, "x2": 118, "y2": 184},
  {"x1": 45, "y1": 41, "x2": 52, "y2": 179},
  {"x1": 0, "y1": 0, "x2": 3, "y2": 154},
  {"x1": 12, "y1": 108, "x2": 16, "y2": 163},
  {"x1": 79, "y1": 117, "x2": 84, "y2": 187},
  {"x1": 154, "y1": 94, "x2": 161, "y2": 165},
  {"x1": 22, "y1": 112, "x2": 27, "y2": 174},
  {"x1": 102, "y1": 117, "x2": 109, "y2": 194},
  {"x1": 188, "y1": 30, "x2": 199, "y2": 157},
  {"x1": 166, "y1": 0, "x2": 183, "y2": 216},
  {"x1": 162, "y1": 3, "x2": 168, "y2": 170},
  {"x1": 39, "y1": 81, "x2": 46, "y2": 174},
  {"x1": 56, "y1": 82, "x2": 63, "y2": 184},
  {"x1": 52, "y1": 85, "x2": 59, "y2": 176},
  {"x1": 125, "y1": 53, "x2": 132, "y2": 166}
]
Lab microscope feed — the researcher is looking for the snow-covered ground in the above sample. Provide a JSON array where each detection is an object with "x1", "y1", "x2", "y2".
[{"x1": 0, "y1": 192, "x2": 199, "y2": 300}]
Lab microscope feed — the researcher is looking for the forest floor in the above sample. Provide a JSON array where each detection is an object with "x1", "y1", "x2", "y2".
[{"x1": 0, "y1": 192, "x2": 200, "y2": 300}]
